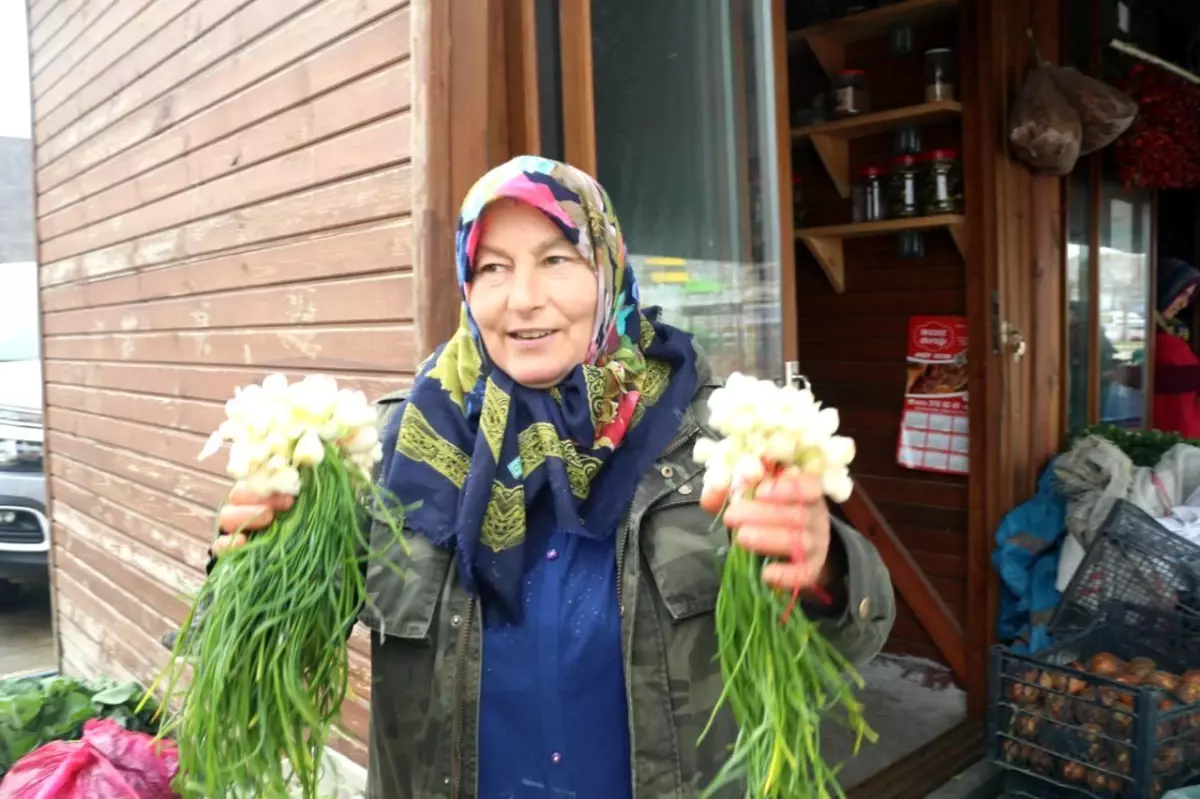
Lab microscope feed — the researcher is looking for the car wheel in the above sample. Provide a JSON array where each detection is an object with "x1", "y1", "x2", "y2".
[{"x1": 0, "y1": 579, "x2": 20, "y2": 608}]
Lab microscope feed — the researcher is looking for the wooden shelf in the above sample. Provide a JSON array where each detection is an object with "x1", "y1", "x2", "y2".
[
  {"x1": 790, "y1": 0, "x2": 961, "y2": 78},
  {"x1": 793, "y1": 101, "x2": 962, "y2": 198},
  {"x1": 795, "y1": 215, "x2": 967, "y2": 293}
]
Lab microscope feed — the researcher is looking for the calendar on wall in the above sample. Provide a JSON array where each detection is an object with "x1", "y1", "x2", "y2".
[{"x1": 896, "y1": 316, "x2": 969, "y2": 476}]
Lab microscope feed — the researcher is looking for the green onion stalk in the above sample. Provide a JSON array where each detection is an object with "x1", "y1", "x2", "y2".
[
  {"x1": 700, "y1": 490, "x2": 878, "y2": 799},
  {"x1": 140, "y1": 442, "x2": 408, "y2": 799}
]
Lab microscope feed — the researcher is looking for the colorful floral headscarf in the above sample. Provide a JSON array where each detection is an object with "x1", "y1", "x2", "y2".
[{"x1": 382, "y1": 156, "x2": 697, "y2": 619}]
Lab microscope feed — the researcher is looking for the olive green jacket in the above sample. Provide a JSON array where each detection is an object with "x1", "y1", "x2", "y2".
[{"x1": 360, "y1": 357, "x2": 897, "y2": 799}]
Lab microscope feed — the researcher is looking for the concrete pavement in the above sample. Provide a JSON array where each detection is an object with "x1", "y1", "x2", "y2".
[{"x1": 0, "y1": 585, "x2": 55, "y2": 679}]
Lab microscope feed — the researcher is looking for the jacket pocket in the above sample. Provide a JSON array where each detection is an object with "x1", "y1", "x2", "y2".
[
  {"x1": 639, "y1": 486, "x2": 727, "y2": 621},
  {"x1": 359, "y1": 523, "x2": 452, "y2": 641}
]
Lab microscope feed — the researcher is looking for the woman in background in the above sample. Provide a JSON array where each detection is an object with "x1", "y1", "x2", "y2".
[{"x1": 1152, "y1": 256, "x2": 1200, "y2": 437}]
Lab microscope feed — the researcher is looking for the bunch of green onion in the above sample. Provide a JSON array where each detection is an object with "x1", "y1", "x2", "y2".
[
  {"x1": 140, "y1": 375, "x2": 408, "y2": 798},
  {"x1": 694, "y1": 373, "x2": 878, "y2": 798}
]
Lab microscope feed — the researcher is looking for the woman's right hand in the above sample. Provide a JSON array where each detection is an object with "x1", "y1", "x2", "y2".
[{"x1": 211, "y1": 484, "x2": 295, "y2": 556}]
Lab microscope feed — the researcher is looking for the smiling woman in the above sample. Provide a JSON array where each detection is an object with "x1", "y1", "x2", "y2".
[{"x1": 205, "y1": 155, "x2": 895, "y2": 799}]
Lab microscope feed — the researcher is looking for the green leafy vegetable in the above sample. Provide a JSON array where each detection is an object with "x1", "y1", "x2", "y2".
[
  {"x1": 0, "y1": 674, "x2": 160, "y2": 779},
  {"x1": 1070, "y1": 424, "x2": 1200, "y2": 467}
]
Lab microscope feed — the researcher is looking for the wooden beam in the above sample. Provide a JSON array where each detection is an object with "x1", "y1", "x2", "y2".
[
  {"x1": 558, "y1": 0, "x2": 597, "y2": 175},
  {"x1": 772, "y1": 0, "x2": 799, "y2": 365},
  {"x1": 412, "y1": 0, "x2": 513, "y2": 358},
  {"x1": 411, "y1": 0, "x2": 454, "y2": 361},
  {"x1": 503, "y1": 0, "x2": 541, "y2": 156},
  {"x1": 960, "y1": 0, "x2": 1001, "y2": 726},
  {"x1": 841, "y1": 487, "x2": 968, "y2": 683}
]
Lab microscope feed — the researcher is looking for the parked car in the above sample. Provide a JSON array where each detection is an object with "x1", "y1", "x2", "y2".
[{"x1": 0, "y1": 261, "x2": 46, "y2": 607}]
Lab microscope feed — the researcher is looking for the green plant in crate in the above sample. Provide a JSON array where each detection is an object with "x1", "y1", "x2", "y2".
[{"x1": 1070, "y1": 424, "x2": 1200, "y2": 467}]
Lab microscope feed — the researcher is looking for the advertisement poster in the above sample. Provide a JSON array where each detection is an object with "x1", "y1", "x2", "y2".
[{"x1": 896, "y1": 316, "x2": 969, "y2": 475}]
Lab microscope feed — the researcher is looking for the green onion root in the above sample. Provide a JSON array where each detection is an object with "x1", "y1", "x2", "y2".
[{"x1": 141, "y1": 445, "x2": 408, "y2": 798}]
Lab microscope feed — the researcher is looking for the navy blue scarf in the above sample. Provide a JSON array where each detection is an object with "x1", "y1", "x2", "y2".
[{"x1": 378, "y1": 157, "x2": 698, "y2": 620}]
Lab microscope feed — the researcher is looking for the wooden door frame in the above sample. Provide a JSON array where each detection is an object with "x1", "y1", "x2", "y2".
[{"x1": 962, "y1": 0, "x2": 1065, "y2": 720}]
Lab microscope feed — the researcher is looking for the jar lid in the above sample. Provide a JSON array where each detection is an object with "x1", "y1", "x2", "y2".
[
  {"x1": 838, "y1": 69, "x2": 867, "y2": 76},
  {"x1": 926, "y1": 148, "x2": 960, "y2": 160},
  {"x1": 859, "y1": 166, "x2": 885, "y2": 177},
  {"x1": 891, "y1": 154, "x2": 919, "y2": 167},
  {"x1": 924, "y1": 47, "x2": 953, "y2": 54}
]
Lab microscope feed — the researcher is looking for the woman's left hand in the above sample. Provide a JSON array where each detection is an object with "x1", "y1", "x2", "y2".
[{"x1": 701, "y1": 470, "x2": 835, "y2": 592}]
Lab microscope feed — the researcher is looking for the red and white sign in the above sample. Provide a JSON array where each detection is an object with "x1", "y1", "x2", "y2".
[{"x1": 896, "y1": 316, "x2": 969, "y2": 475}]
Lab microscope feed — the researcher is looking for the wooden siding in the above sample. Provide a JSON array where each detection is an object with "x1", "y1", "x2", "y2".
[{"x1": 27, "y1": 0, "x2": 415, "y2": 765}]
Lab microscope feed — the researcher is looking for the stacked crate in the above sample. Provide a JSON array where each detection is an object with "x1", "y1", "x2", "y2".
[{"x1": 988, "y1": 501, "x2": 1200, "y2": 798}]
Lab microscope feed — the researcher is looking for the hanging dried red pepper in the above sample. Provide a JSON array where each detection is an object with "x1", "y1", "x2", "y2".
[{"x1": 1114, "y1": 63, "x2": 1200, "y2": 189}]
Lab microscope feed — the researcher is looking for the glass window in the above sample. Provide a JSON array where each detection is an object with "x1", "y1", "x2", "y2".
[
  {"x1": 1065, "y1": 169, "x2": 1092, "y2": 434},
  {"x1": 589, "y1": 0, "x2": 784, "y2": 382},
  {"x1": 534, "y1": 0, "x2": 565, "y2": 161},
  {"x1": 1097, "y1": 166, "x2": 1152, "y2": 428}
]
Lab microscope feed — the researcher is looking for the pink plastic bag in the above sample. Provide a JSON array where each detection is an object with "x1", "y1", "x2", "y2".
[{"x1": 0, "y1": 719, "x2": 179, "y2": 799}]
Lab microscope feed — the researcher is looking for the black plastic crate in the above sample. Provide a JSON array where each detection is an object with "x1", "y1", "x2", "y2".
[
  {"x1": 1000, "y1": 772, "x2": 1200, "y2": 798},
  {"x1": 989, "y1": 602, "x2": 1200, "y2": 799},
  {"x1": 1050, "y1": 500, "x2": 1200, "y2": 635}
]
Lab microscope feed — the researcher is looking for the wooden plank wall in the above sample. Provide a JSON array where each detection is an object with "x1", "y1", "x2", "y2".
[
  {"x1": 789, "y1": 17, "x2": 968, "y2": 665},
  {"x1": 25, "y1": 0, "x2": 416, "y2": 765}
]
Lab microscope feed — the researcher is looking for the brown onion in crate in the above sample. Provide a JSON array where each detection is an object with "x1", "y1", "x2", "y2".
[
  {"x1": 1066, "y1": 672, "x2": 1089, "y2": 696},
  {"x1": 1154, "y1": 746, "x2": 1183, "y2": 774},
  {"x1": 1099, "y1": 673, "x2": 1141, "y2": 709},
  {"x1": 1176, "y1": 676, "x2": 1195, "y2": 710},
  {"x1": 1180, "y1": 669, "x2": 1200, "y2": 686},
  {"x1": 1110, "y1": 674, "x2": 1142, "y2": 737},
  {"x1": 1110, "y1": 746, "x2": 1132, "y2": 775},
  {"x1": 1112, "y1": 673, "x2": 1143, "y2": 704},
  {"x1": 1146, "y1": 671, "x2": 1180, "y2": 693},
  {"x1": 1128, "y1": 657, "x2": 1157, "y2": 678},
  {"x1": 1001, "y1": 738, "x2": 1025, "y2": 764},
  {"x1": 1028, "y1": 748, "x2": 1053, "y2": 774},
  {"x1": 1044, "y1": 693, "x2": 1070, "y2": 720},
  {"x1": 1015, "y1": 710, "x2": 1042, "y2": 739},
  {"x1": 1087, "y1": 768, "x2": 1121, "y2": 793},
  {"x1": 1079, "y1": 723, "x2": 1104, "y2": 760},
  {"x1": 1061, "y1": 759, "x2": 1087, "y2": 784},
  {"x1": 1087, "y1": 652, "x2": 1125, "y2": 677},
  {"x1": 1074, "y1": 686, "x2": 1107, "y2": 726},
  {"x1": 1008, "y1": 666, "x2": 1043, "y2": 705}
]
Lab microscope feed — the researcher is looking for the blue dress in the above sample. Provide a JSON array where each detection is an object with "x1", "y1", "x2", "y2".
[{"x1": 477, "y1": 508, "x2": 633, "y2": 799}]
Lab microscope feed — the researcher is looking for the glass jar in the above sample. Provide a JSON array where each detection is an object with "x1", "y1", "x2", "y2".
[
  {"x1": 792, "y1": 174, "x2": 806, "y2": 227},
  {"x1": 888, "y1": 154, "x2": 922, "y2": 218},
  {"x1": 831, "y1": 70, "x2": 870, "y2": 118},
  {"x1": 921, "y1": 149, "x2": 963, "y2": 215},
  {"x1": 924, "y1": 48, "x2": 956, "y2": 102},
  {"x1": 852, "y1": 166, "x2": 887, "y2": 223}
]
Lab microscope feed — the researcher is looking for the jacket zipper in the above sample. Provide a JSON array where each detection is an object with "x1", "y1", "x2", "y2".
[
  {"x1": 616, "y1": 420, "x2": 699, "y2": 616},
  {"x1": 450, "y1": 598, "x2": 476, "y2": 799}
]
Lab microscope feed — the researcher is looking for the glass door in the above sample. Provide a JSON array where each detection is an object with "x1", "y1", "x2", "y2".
[{"x1": 520, "y1": 0, "x2": 794, "y2": 383}]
